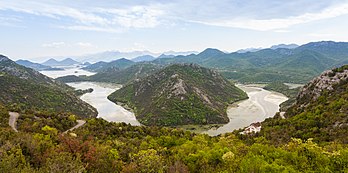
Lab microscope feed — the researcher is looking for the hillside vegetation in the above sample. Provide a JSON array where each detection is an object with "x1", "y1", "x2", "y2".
[
  {"x1": 82, "y1": 58, "x2": 135, "y2": 72},
  {"x1": 153, "y1": 41, "x2": 348, "y2": 83},
  {"x1": 1, "y1": 104, "x2": 348, "y2": 172},
  {"x1": 258, "y1": 65, "x2": 348, "y2": 144},
  {"x1": 0, "y1": 55, "x2": 97, "y2": 118},
  {"x1": 57, "y1": 63, "x2": 162, "y2": 85},
  {"x1": 2, "y1": 64, "x2": 348, "y2": 172},
  {"x1": 108, "y1": 64, "x2": 247, "y2": 126}
]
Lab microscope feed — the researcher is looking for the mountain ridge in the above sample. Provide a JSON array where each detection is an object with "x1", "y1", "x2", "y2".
[
  {"x1": 0, "y1": 55, "x2": 97, "y2": 118},
  {"x1": 108, "y1": 64, "x2": 247, "y2": 126}
]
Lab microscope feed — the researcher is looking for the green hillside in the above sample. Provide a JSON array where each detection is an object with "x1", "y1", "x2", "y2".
[
  {"x1": 57, "y1": 63, "x2": 162, "y2": 85},
  {"x1": 151, "y1": 41, "x2": 348, "y2": 83},
  {"x1": 83, "y1": 58, "x2": 135, "y2": 72},
  {"x1": 0, "y1": 55, "x2": 97, "y2": 118},
  {"x1": 258, "y1": 65, "x2": 348, "y2": 144},
  {"x1": 2, "y1": 65, "x2": 348, "y2": 172},
  {"x1": 108, "y1": 64, "x2": 247, "y2": 126},
  {"x1": 88, "y1": 63, "x2": 162, "y2": 84}
]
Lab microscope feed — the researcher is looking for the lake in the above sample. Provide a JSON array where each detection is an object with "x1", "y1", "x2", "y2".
[
  {"x1": 67, "y1": 82, "x2": 141, "y2": 126},
  {"x1": 40, "y1": 67, "x2": 288, "y2": 135},
  {"x1": 203, "y1": 85, "x2": 288, "y2": 136}
]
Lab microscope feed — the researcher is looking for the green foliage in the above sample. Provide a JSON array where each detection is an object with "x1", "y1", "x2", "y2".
[
  {"x1": 108, "y1": 64, "x2": 248, "y2": 126},
  {"x1": 58, "y1": 63, "x2": 162, "y2": 85},
  {"x1": 152, "y1": 42, "x2": 348, "y2": 83},
  {"x1": 0, "y1": 74, "x2": 97, "y2": 118},
  {"x1": 88, "y1": 63, "x2": 162, "y2": 84},
  {"x1": 1, "y1": 113, "x2": 348, "y2": 172},
  {"x1": 259, "y1": 75, "x2": 348, "y2": 144}
]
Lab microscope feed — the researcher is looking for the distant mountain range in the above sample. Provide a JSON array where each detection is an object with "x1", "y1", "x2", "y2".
[
  {"x1": 82, "y1": 58, "x2": 135, "y2": 72},
  {"x1": 74, "y1": 50, "x2": 198, "y2": 63},
  {"x1": 236, "y1": 44, "x2": 298, "y2": 53},
  {"x1": 149, "y1": 41, "x2": 348, "y2": 83},
  {"x1": 16, "y1": 60, "x2": 52, "y2": 71},
  {"x1": 42, "y1": 58, "x2": 79, "y2": 66},
  {"x1": 75, "y1": 41, "x2": 348, "y2": 84},
  {"x1": 57, "y1": 63, "x2": 163, "y2": 84},
  {"x1": 131, "y1": 55, "x2": 156, "y2": 62}
]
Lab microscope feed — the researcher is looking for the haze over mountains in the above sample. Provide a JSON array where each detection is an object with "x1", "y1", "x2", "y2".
[
  {"x1": 42, "y1": 58, "x2": 79, "y2": 66},
  {"x1": 57, "y1": 41, "x2": 346, "y2": 84},
  {"x1": 2, "y1": 40, "x2": 348, "y2": 172}
]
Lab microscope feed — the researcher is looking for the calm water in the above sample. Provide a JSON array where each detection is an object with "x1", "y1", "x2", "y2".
[
  {"x1": 39, "y1": 66, "x2": 95, "y2": 78},
  {"x1": 41, "y1": 66, "x2": 287, "y2": 134},
  {"x1": 67, "y1": 82, "x2": 141, "y2": 126},
  {"x1": 40, "y1": 66, "x2": 140, "y2": 125},
  {"x1": 203, "y1": 85, "x2": 288, "y2": 136}
]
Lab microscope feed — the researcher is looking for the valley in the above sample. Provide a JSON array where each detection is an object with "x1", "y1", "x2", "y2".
[
  {"x1": 204, "y1": 85, "x2": 288, "y2": 136},
  {"x1": 2, "y1": 1, "x2": 348, "y2": 171},
  {"x1": 42, "y1": 66, "x2": 287, "y2": 134},
  {"x1": 67, "y1": 82, "x2": 140, "y2": 126}
]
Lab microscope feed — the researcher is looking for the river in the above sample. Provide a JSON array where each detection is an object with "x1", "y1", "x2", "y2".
[
  {"x1": 40, "y1": 66, "x2": 288, "y2": 134},
  {"x1": 67, "y1": 82, "x2": 141, "y2": 126},
  {"x1": 40, "y1": 66, "x2": 141, "y2": 126},
  {"x1": 204, "y1": 85, "x2": 288, "y2": 136}
]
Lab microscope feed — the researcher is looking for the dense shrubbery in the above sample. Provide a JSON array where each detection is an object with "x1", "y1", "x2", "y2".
[
  {"x1": 0, "y1": 74, "x2": 97, "y2": 118},
  {"x1": 1, "y1": 116, "x2": 348, "y2": 172},
  {"x1": 109, "y1": 64, "x2": 247, "y2": 126},
  {"x1": 258, "y1": 78, "x2": 348, "y2": 145}
]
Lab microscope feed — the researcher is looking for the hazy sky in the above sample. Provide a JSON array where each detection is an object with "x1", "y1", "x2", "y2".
[{"x1": 1, "y1": 0, "x2": 348, "y2": 61}]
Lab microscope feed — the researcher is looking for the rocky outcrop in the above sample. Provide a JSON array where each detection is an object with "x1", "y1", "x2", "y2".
[{"x1": 297, "y1": 66, "x2": 348, "y2": 107}]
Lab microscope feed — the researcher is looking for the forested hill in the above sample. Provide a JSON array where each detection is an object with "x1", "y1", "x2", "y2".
[
  {"x1": 152, "y1": 41, "x2": 348, "y2": 83},
  {"x1": 0, "y1": 55, "x2": 97, "y2": 118},
  {"x1": 57, "y1": 63, "x2": 162, "y2": 84},
  {"x1": 108, "y1": 64, "x2": 247, "y2": 126},
  {"x1": 82, "y1": 58, "x2": 135, "y2": 72},
  {"x1": 1, "y1": 101, "x2": 348, "y2": 172},
  {"x1": 259, "y1": 65, "x2": 348, "y2": 144}
]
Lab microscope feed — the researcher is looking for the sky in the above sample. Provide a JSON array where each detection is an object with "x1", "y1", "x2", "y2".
[{"x1": 1, "y1": 0, "x2": 348, "y2": 61}]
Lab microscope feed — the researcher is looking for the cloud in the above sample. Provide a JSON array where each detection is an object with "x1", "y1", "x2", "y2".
[
  {"x1": 0, "y1": 1, "x2": 164, "y2": 32},
  {"x1": 58, "y1": 25, "x2": 123, "y2": 33},
  {"x1": 42, "y1": 42, "x2": 96, "y2": 49},
  {"x1": 42, "y1": 42, "x2": 66, "y2": 48},
  {"x1": 95, "y1": 5, "x2": 164, "y2": 28},
  {"x1": 76, "y1": 42, "x2": 96, "y2": 48},
  {"x1": 187, "y1": 2, "x2": 348, "y2": 31},
  {"x1": 1, "y1": 0, "x2": 348, "y2": 32},
  {"x1": 0, "y1": 15, "x2": 22, "y2": 27}
]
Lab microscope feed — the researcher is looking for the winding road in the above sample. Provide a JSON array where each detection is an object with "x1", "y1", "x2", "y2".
[
  {"x1": 8, "y1": 112, "x2": 19, "y2": 132},
  {"x1": 63, "y1": 120, "x2": 86, "y2": 134},
  {"x1": 8, "y1": 111, "x2": 86, "y2": 133}
]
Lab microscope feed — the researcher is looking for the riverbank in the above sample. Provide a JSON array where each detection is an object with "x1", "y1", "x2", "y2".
[
  {"x1": 67, "y1": 82, "x2": 141, "y2": 126},
  {"x1": 202, "y1": 84, "x2": 288, "y2": 136}
]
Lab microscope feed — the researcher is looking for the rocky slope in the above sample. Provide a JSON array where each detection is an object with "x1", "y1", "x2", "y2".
[
  {"x1": 258, "y1": 65, "x2": 348, "y2": 144},
  {"x1": 0, "y1": 55, "x2": 97, "y2": 118},
  {"x1": 108, "y1": 64, "x2": 247, "y2": 126}
]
